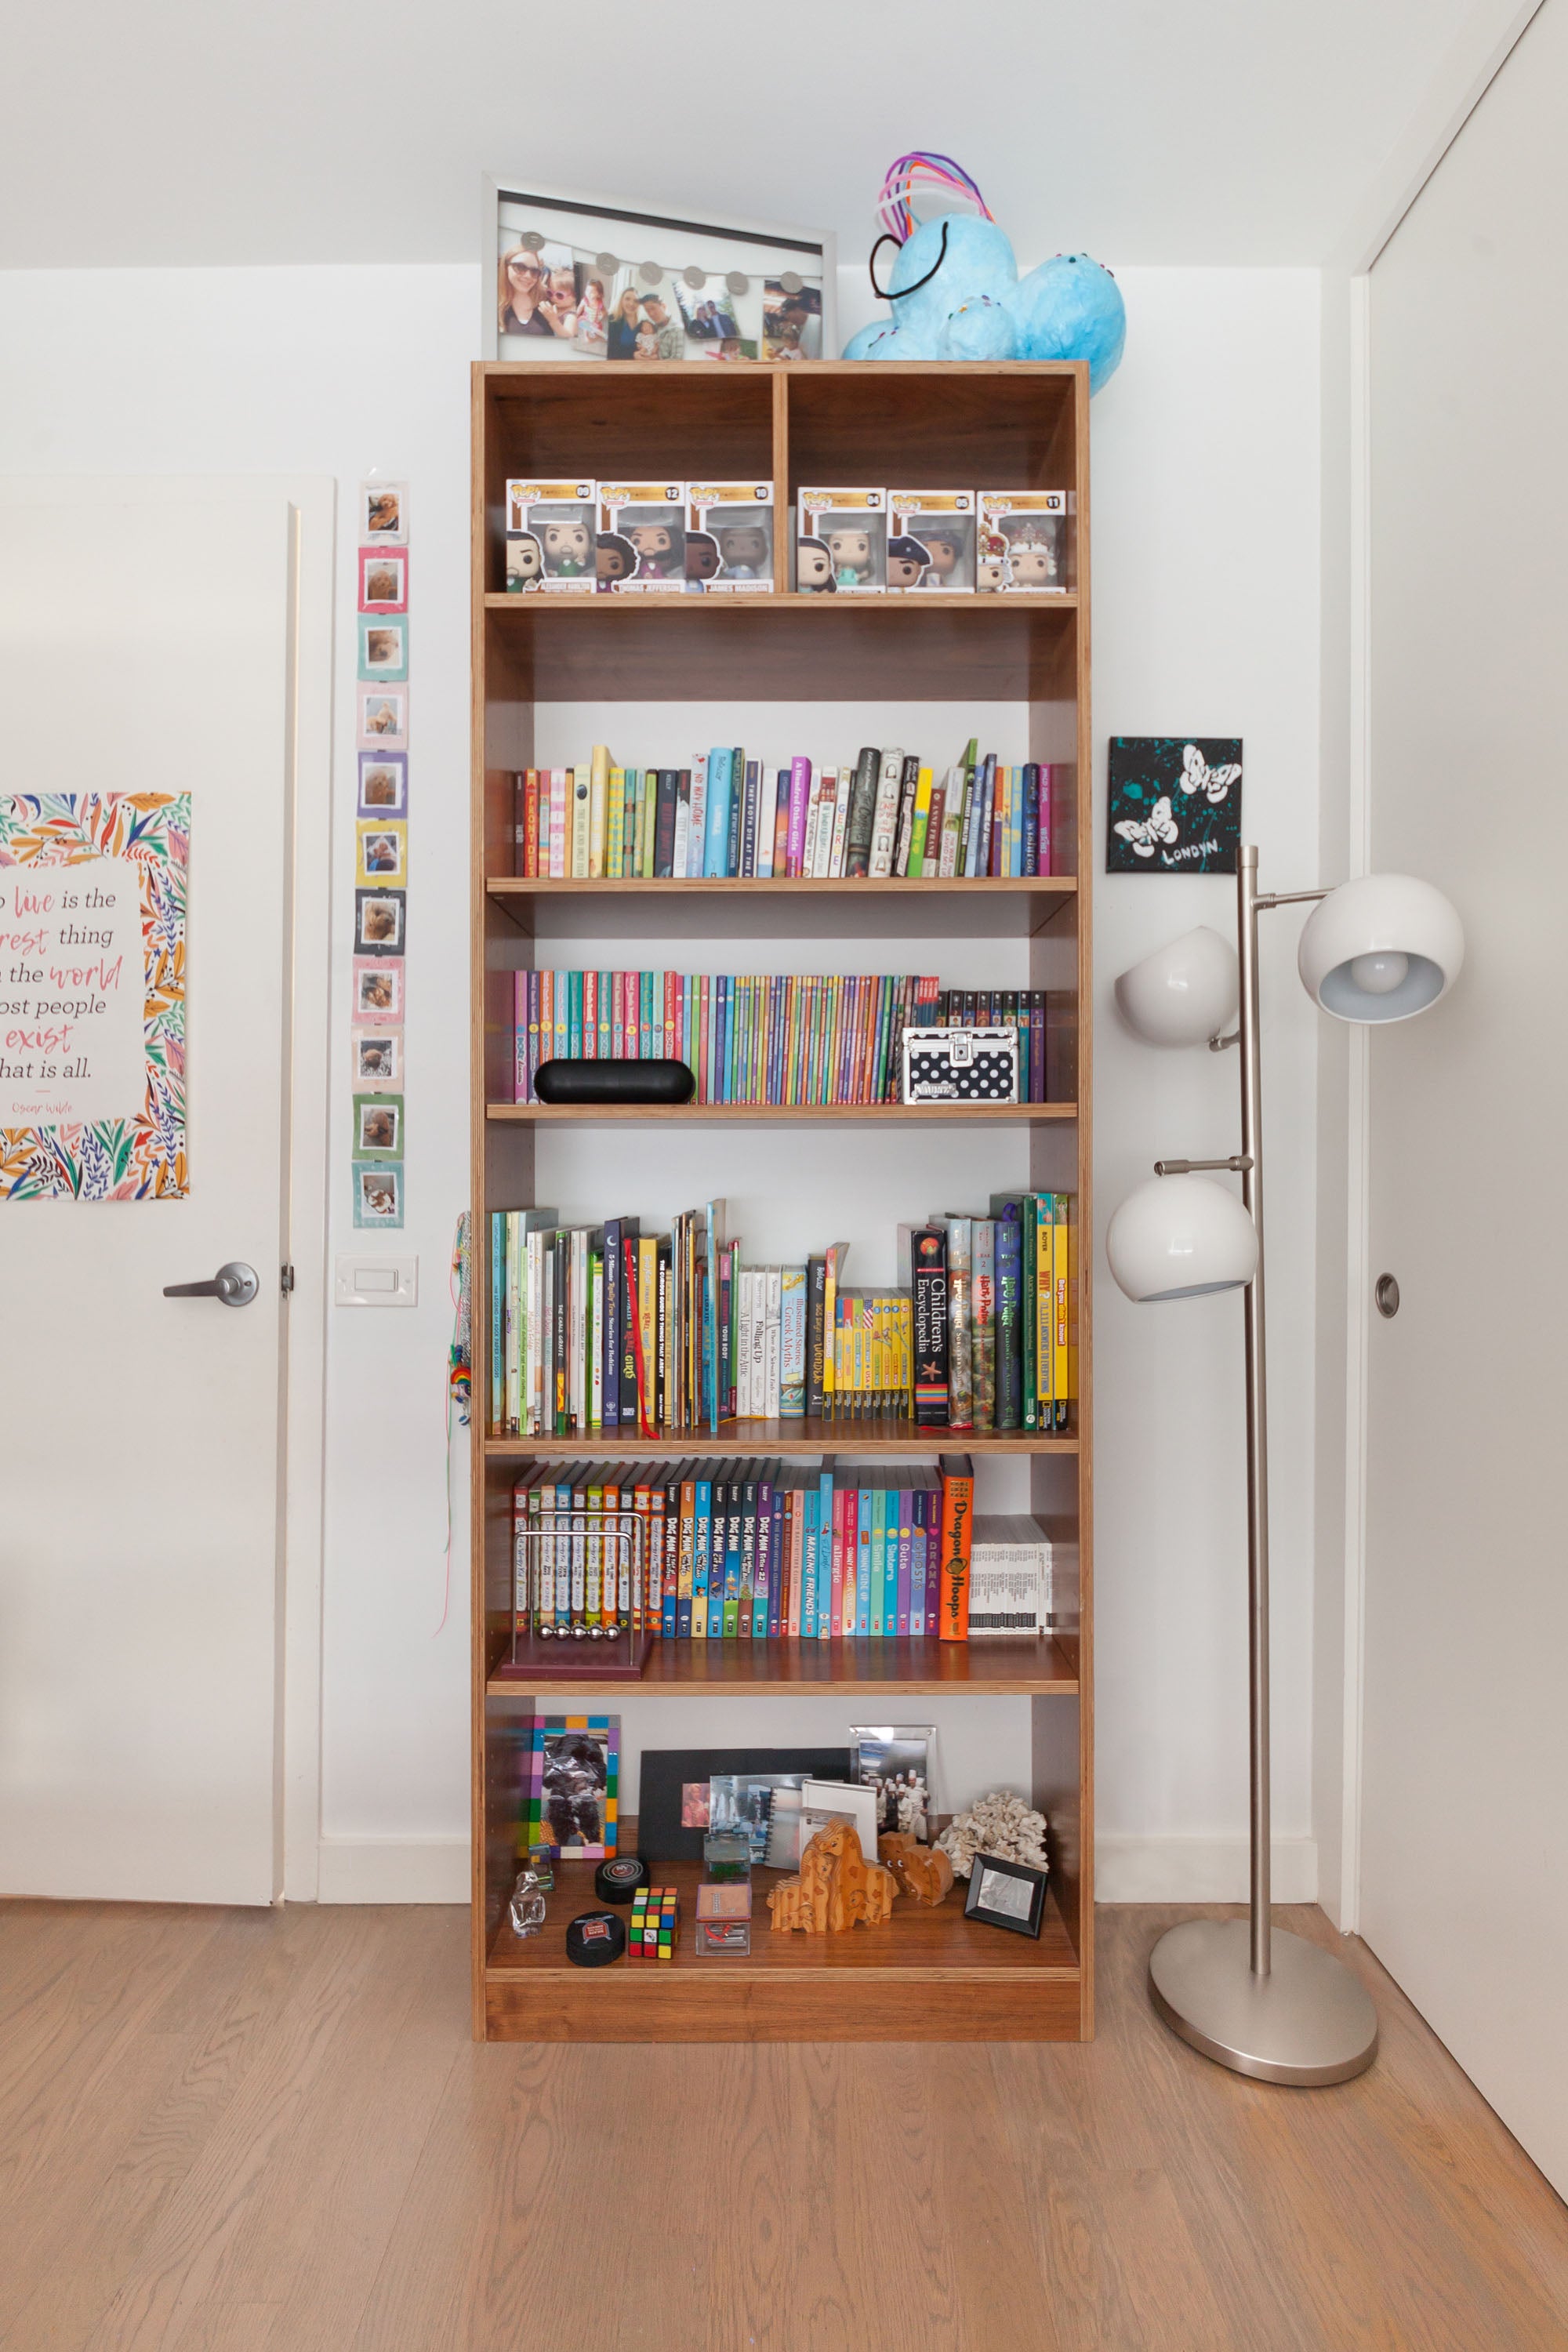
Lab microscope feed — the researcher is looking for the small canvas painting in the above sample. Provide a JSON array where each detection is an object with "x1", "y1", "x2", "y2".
[{"x1": 1107, "y1": 738, "x2": 1243, "y2": 876}]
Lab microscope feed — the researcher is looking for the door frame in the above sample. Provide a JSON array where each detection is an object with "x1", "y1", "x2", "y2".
[{"x1": 1314, "y1": 0, "x2": 1548, "y2": 1932}]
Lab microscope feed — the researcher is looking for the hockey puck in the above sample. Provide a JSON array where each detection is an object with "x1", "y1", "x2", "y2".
[
  {"x1": 565, "y1": 1911, "x2": 626, "y2": 1968},
  {"x1": 595, "y1": 1857, "x2": 648, "y2": 1904}
]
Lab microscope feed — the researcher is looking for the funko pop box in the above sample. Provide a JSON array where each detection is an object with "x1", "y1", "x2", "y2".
[
  {"x1": 887, "y1": 490, "x2": 977, "y2": 593},
  {"x1": 598, "y1": 482, "x2": 686, "y2": 593},
  {"x1": 686, "y1": 481, "x2": 775, "y2": 593},
  {"x1": 978, "y1": 490, "x2": 1073, "y2": 594},
  {"x1": 797, "y1": 487, "x2": 887, "y2": 593},
  {"x1": 506, "y1": 480, "x2": 597, "y2": 595}
]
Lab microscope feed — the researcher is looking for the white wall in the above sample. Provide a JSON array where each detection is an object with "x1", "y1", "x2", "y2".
[{"x1": 0, "y1": 260, "x2": 1321, "y2": 1901}]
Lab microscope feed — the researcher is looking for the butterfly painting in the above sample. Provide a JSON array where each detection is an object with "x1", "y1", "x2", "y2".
[{"x1": 1106, "y1": 737, "x2": 1243, "y2": 875}]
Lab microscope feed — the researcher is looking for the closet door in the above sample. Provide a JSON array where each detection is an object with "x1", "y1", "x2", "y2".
[{"x1": 1362, "y1": 3, "x2": 1568, "y2": 2197}]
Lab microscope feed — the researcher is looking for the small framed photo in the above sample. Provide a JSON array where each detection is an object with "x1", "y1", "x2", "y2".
[
  {"x1": 354, "y1": 1163, "x2": 403, "y2": 1228},
  {"x1": 354, "y1": 887, "x2": 405, "y2": 955},
  {"x1": 963, "y1": 1850, "x2": 1048, "y2": 1939},
  {"x1": 359, "y1": 546, "x2": 408, "y2": 613},
  {"x1": 357, "y1": 818, "x2": 407, "y2": 886},
  {"x1": 361, "y1": 480, "x2": 408, "y2": 543},
  {"x1": 358, "y1": 752, "x2": 407, "y2": 816},
  {"x1": 352, "y1": 956, "x2": 403, "y2": 1021},
  {"x1": 358, "y1": 616, "x2": 408, "y2": 682},
  {"x1": 355, "y1": 1031, "x2": 402, "y2": 1085},
  {"x1": 352, "y1": 1091, "x2": 403, "y2": 1160},
  {"x1": 356, "y1": 687, "x2": 408, "y2": 751}
]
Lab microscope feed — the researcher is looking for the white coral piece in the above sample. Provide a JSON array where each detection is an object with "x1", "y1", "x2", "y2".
[{"x1": 937, "y1": 1791, "x2": 1050, "y2": 1881}]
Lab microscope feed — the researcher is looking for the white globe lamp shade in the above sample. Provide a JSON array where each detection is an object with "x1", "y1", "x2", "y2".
[
  {"x1": 1106, "y1": 1174, "x2": 1259, "y2": 1303},
  {"x1": 1298, "y1": 873, "x2": 1464, "y2": 1023},
  {"x1": 1115, "y1": 926, "x2": 1240, "y2": 1047}
]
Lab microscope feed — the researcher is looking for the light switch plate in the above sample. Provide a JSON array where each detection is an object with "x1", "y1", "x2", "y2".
[{"x1": 335, "y1": 1254, "x2": 418, "y2": 1307}]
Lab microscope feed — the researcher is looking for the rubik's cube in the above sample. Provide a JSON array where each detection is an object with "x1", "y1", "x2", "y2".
[{"x1": 630, "y1": 1886, "x2": 679, "y2": 1961}]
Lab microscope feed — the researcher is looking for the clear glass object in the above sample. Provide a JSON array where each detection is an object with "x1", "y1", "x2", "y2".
[{"x1": 509, "y1": 1868, "x2": 547, "y2": 1937}]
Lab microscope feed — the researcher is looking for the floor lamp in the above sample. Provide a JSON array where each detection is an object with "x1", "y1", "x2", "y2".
[{"x1": 1106, "y1": 847, "x2": 1465, "y2": 2085}]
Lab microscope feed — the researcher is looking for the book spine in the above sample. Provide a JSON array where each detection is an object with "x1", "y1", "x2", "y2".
[
  {"x1": 938, "y1": 1456, "x2": 974, "y2": 1639},
  {"x1": 1022, "y1": 761, "x2": 1040, "y2": 877},
  {"x1": 703, "y1": 746, "x2": 731, "y2": 878},
  {"x1": 996, "y1": 1214, "x2": 1022, "y2": 1430},
  {"x1": 892, "y1": 753, "x2": 921, "y2": 877},
  {"x1": 754, "y1": 766, "x2": 777, "y2": 880},
  {"x1": 725, "y1": 747, "x2": 745, "y2": 879},
  {"x1": 911, "y1": 1225, "x2": 950, "y2": 1424},
  {"x1": 570, "y1": 764, "x2": 591, "y2": 878},
  {"x1": 786, "y1": 757, "x2": 811, "y2": 877},
  {"x1": 805, "y1": 1258, "x2": 827, "y2": 1418},
  {"x1": 946, "y1": 1218, "x2": 974, "y2": 1431},
  {"x1": 844, "y1": 744, "x2": 880, "y2": 878},
  {"x1": 772, "y1": 771, "x2": 792, "y2": 876},
  {"x1": 671, "y1": 774, "x2": 691, "y2": 880},
  {"x1": 589, "y1": 743, "x2": 610, "y2": 877},
  {"x1": 767, "y1": 1487, "x2": 784, "y2": 1637},
  {"x1": 973, "y1": 1218, "x2": 996, "y2": 1433},
  {"x1": 740, "y1": 760, "x2": 759, "y2": 877},
  {"x1": 869, "y1": 748, "x2": 904, "y2": 878}
]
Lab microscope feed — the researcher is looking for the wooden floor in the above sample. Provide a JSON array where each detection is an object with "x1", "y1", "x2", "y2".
[{"x1": 2, "y1": 1900, "x2": 1565, "y2": 2350}]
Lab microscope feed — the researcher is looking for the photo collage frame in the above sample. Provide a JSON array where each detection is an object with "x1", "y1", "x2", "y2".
[{"x1": 353, "y1": 477, "x2": 409, "y2": 1229}]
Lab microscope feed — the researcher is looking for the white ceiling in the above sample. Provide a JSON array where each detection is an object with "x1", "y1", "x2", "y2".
[{"x1": 1, "y1": 0, "x2": 1482, "y2": 272}]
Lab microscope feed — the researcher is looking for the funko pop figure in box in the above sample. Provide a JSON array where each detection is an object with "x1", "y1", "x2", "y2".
[
  {"x1": 596, "y1": 532, "x2": 635, "y2": 591},
  {"x1": 887, "y1": 534, "x2": 931, "y2": 591},
  {"x1": 1003, "y1": 524, "x2": 1059, "y2": 590},
  {"x1": 826, "y1": 525, "x2": 873, "y2": 587},
  {"x1": 506, "y1": 530, "x2": 543, "y2": 593},
  {"x1": 685, "y1": 531, "x2": 720, "y2": 590},
  {"x1": 977, "y1": 532, "x2": 1013, "y2": 593},
  {"x1": 717, "y1": 523, "x2": 768, "y2": 581},
  {"x1": 921, "y1": 525, "x2": 965, "y2": 586},
  {"x1": 797, "y1": 537, "x2": 837, "y2": 594},
  {"x1": 628, "y1": 522, "x2": 678, "y2": 580},
  {"x1": 542, "y1": 517, "x2": 592, "y2": 579}
]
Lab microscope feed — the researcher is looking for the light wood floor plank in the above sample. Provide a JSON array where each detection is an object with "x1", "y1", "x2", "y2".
[{"x1": 0, "y1": 1896, "x2": 1562, "y2": 2352}]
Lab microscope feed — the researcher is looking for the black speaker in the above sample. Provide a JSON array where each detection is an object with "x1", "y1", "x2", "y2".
[{"x1": 534, "y1": 1058, "x2": 695, "y2": 1106}]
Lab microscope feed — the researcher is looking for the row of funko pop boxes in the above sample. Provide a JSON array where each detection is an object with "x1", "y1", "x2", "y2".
[{"x1": 504, "y1": 481, "x2": 1073, "y2": 597}]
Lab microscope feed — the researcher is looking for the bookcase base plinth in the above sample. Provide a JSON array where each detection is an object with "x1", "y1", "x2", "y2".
[{"x1": 483, "y1": 1968, "x2": 1084, "y2": 2042}]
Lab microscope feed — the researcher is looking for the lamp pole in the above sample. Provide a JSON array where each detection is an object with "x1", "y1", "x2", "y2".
[{"x1": 1144, "y1": 848, "x2": 1380, "y2": 2085}]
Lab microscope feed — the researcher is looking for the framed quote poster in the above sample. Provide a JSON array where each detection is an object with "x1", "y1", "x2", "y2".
[{"x1": 0, "y1": 792, "x2": 189, "y2": 1200}]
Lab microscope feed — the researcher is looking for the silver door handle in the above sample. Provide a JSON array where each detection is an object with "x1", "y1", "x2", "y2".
[{"x1": 163, "y1": 1261, "x2": 259, "y2": 1307}]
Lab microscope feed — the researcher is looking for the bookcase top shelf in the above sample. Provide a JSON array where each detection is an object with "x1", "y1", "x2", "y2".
[
  {"x1": 484, "y1": 1422, "x2": 1079, "y2": 1460},
  {"x1": 487, "y1": 1102, "x2": 1077, "y2": 1127},
  {"x1": 482, "y1": 591, "x2": 1077, "y2": 615},
  {"x1": 486, "y1": 1633, "x2": 1077, "y2": 1700}
]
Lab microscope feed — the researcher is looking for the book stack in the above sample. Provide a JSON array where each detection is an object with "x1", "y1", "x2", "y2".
[
  {"x1": 509, "y1": 973, "x2": 1053, "y2": 1106},
  {"x1": 510, "y1": 741, "x2": 1060, "y2": 880},
  {"x1": 489, "y1": 1213, "x2": 925, "y2": 1438},
  {"x1": 511, "y1": 1454, "x2": 1003, "y2": 1642},
  {"x1": 902, "y1": 1192, "x2": 1077, "y2": 1434}
]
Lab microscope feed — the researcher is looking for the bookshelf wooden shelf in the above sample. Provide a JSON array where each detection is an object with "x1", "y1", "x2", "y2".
[
  {"x1": 483, "y1": 590, "x2": 1079, "y2": 614},
  {"x1": 483, "y1": 1823, "x2": 1079, "y2": 2042},
  {"x1": 486, "y1": 1635, "x2": 1078, "y2": 1700},
  {"x1": 472, "y1": 358, "x2": 1093, "y2": 2045},
  {"x1": 486, "y1": 1102, "x2": 1078, "y2": 1127},
  {"x1": 482, "y1": 1421, "x2": 1079, "y2": 1460}
]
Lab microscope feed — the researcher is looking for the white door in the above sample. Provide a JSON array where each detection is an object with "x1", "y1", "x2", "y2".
[
  {"x1": 0, "y1": 480, "x2": 312, "y2": 1906},
  {"x1": 1361, "y1": 5, "x2": 1568, "y2": 2197}
]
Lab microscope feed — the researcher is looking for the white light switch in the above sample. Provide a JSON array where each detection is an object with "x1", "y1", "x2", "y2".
[{"x1": 335, "y1": 1254, "x2": 418, "y2": 1307}]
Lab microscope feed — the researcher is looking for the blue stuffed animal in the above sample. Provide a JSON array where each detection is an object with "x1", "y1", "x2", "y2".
[{"x1": 844, "y1": 209, "x2": 1126, "y2": 392}]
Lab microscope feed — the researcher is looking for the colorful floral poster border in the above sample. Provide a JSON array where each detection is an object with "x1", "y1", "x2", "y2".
[{"x1": 0, "y1": 792, "x2": 189, "y2": 1201}]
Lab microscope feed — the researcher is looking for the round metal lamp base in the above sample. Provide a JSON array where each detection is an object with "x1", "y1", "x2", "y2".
[{"x1": 1149, "y1": 1919, "x2": 1378, "y2": 2086}]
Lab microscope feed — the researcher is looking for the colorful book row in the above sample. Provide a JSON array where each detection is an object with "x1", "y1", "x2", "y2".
[
  {"x1": 510, "y1": 1455, "x2": 979, "y2": 1641},
  {"x1": 509, "y1": 745, "x2": 1062, "y2": 880},
  {"x1": 506, "y1": 975, "x2": 1054, "y2": 1107}
]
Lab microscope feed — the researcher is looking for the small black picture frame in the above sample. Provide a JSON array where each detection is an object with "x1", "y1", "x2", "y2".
[
  {"x1": 637, "y1": 1746, "x2": 851, "y2": 1864},
  {"x1": 963, "y1": 1849, "x2": 1048, "y2": 1938}
]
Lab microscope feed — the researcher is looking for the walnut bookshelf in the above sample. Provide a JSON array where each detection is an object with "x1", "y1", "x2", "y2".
[{"x1": 470, "y1": 359, "x2": 1092, "y2": 2044}]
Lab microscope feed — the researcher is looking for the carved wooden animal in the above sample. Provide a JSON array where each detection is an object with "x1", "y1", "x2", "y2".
[
  {"x1": 878, "y1": 1832, "x2": 954, "y2": 1907},
  {"x1": 768, "y1": 1819, "x2": 896, "y2": 1933}
]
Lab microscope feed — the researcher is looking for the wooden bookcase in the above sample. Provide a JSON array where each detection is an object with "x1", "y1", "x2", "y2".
[{"x1": 470, "y1": 360, "x2": 1092, "y2": 2042}]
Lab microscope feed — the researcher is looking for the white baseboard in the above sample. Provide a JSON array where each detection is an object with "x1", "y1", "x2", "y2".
[
  {"x1": 315, "y1": 1835, "x2": 470, "y2": 1904},
  {"x1": 1096, "y1": 1835, "x2": 1318, "y2": 1904}
]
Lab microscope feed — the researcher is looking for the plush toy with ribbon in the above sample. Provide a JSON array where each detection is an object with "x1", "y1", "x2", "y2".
[{"x1": 843, "y1": 154, "x2": 1126, "y2": 393}]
